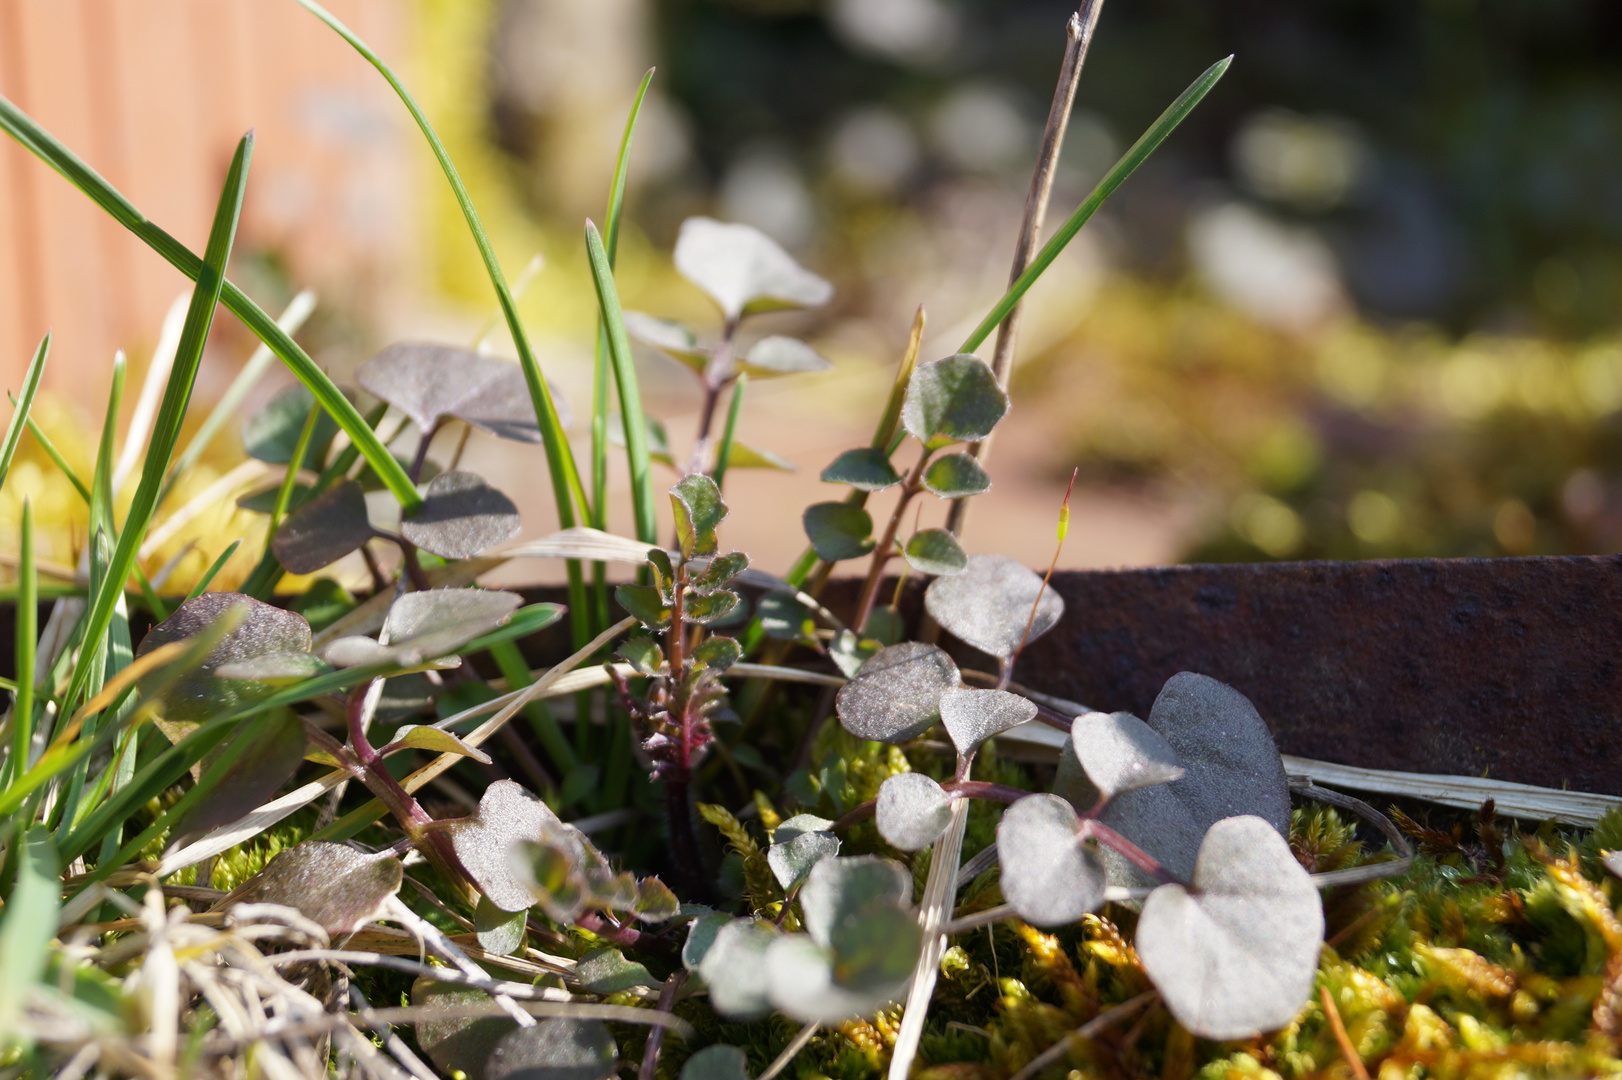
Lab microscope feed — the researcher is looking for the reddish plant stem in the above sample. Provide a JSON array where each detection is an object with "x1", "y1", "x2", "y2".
[
  {"x1": 661, "y1": 559, "x2": 712, "y2": 901},
  {"x1": 851, "y1": 449, "x2": 932, "y2": 633},
  {"x1": 398, "y1": 541, "x2": 432, "y2": 591},
  {"x1": 638, "y1": 970, "x2": 687, "y2": 1080},
  {"x1": 690, "y1": 317, "x2": 739, "y2": 475},
  {"x1": 1079, "y1": 819, "x2": 1176, "y2": 884},
  {"x1": 408, "y1": 419, "x2": 441, "y2": 483}
]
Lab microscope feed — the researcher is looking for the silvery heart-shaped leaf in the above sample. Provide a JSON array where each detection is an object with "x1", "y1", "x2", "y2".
[
  {"x1": 224, "y1": 842, "x2": 402, "y2": 935},
  {"x1": 1136, "y1": 815, "x2": 1324, "y2": 1039},
  {"x1": 673, "y1": 216, "x2": 833, "y2": 319},
  {"x1": 740, "y1": 336, "x2": 831, "y2": 377},
  {"x1": 698, "y1": 918, "x2": 778, "y2": 1019},
  {"x1": 757, "y1": 593, "x2": 814, "y2": 642},
  {"x1": 575, "y1": 947, "x2": 658, "y2": 993},
  {"x1": 137, "y1": 593, "x2": 312, "y2": 725},
  {"x1": 359, "y1": 343, "x2": 567, "y2": 443},
  {"x1": 835, "y1": 642, "x2": 960, "y2": 743},
  {"x1": 243, "y1": 383, "x2": 339, "y2": 466},
  {"x1": 996, "y1": 794, "x2": 1106, "y2": 927},
  {"x1": 876, "y1": 773, "x2": 954, "y2": 852},
  {"x1": 682, "y1": 910, "x2": 732, "y2": 971},
  {"x1": 400, "y1": 471, "x2": 521, "y2": 559},
  {"x1": 412, "y1": 979, "x2": 517, "y2": 1080},
  {"x1": 924, "y1": 554, "x2": 1063, "y2": 659},
  {"x1": 272, "y1": 479, "x2": 373, "y2": 574},
  {"x1": 176, "y1": 710, "x2": 308, "y2": 838},
  {"x1": 473, "y1": 894, "x2": 527, "y2": 956},
  {"x1": 902, "y1": 528, "x2": 967, "y2": 576},
  {"x1": 214, "y1": 651, "x2": 330, "y2": 685},
  {"x1": 821, "y1": 447, "x2": 902, "y2": 492},
  {"x1": 385, "y1": 724, "x2": 493, "y2": 764},
  {"x1": 1071, "y1": 711, "x2": 1185, "y2": 802},
  {"x1": 767, "y1": 814, "x2": 840, "y2": 890},
  {"x1": 672, "y1": 474, "x2": 727, "y2": 558},
  {"x1": 322, "y1": 588, "x2": 523, "y2": 669},
  {"x1": 939, "y1": 687, "x2": 1037, "y2": 756},
  {"x1": 445, "y1": 780, "x2": 568, "y2": 912},
  {"x1": 803, "y1": 502, "x2": 875, "y2": 562},
  {"x1": 623, "y1": 311, "x2": 709, "y2": 373},
  {"x1": 763, "y1": 915, "x2": 917, "y2": 1023},
  {"x1": 798, "y1": 855, "x2": 912, "y2": 949},
  {"x1": 680, "y1": 1045, "x2": 751, "y2": 1080},
  {"x1": 485, "y1": 1019, "x2": 617, "y2": 1080},
  {"x1": 922, "y1": 453, "x2": 991, "y2": 498},
  {"x1": 901, "y1": 354, "x2": 1008, "y2": 447}
]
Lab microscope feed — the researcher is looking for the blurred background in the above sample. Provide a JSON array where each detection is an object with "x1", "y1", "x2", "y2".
[{"x1": 2, "y1": 0, "x2": 1621, "y2": 590}]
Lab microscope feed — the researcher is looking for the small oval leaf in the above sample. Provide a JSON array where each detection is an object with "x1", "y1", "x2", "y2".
[
  {"x1": 876, "y1": 773, "x2": 954, "y2": 852},
  {"x1": 766, "y1": 814, "x2": 840, "y2": 890},
  {"x1": 902, "y1": 528, "x2": 967, "y2": 576},
  {"x1": 698, "y1": 918, "x2": 778, "y2": 1019},
  {"x1": 938, "y1": 686, "x2": 1037, "y2": 757},
  {"x1": 400, "y1": 471, "x2": 522, "y2": 560},
  {"x1": 322, "y1": 588, "x2": 524, "y2": 670},
  {"x1": 386, "y1": 724, "x2": 493, "y2": 764},
  {"x1": 798, "y1": 855, "x2": 912, "y2": 949},
  {"x1": 922, "y1": 453, "x2": 991, "y2": 498},
  {"x1": 740, "y1": 336, "x2": 832, "y2": 377},
  {"x1": 673, "y1": 217, "x2": 832, "y2": 320},
  {"x1": 901, "y1": 354, "x2": 1008, "y2": 446},
  {"x1": 835, "y1": 642, "x2": 960, "y2": 744},
  {"x1": 803, "y1": 502, "x2": 875, "y2": 562},
  {"x1": 672, "y1": 474, "x2": 727, "y2": 558},
  {"x1": 224, "y1": 841, "x2": 402, "y2": 936},
  {"x1": 271, "y1": 479, "x2": 373, "y2": 574},
  {"x1": 821, "y1": 447, "x2": 903, "y2": 492},
  {"x1": 680, "y1": 1045, "x2": 752, "y2": 1080},
  {"x1": 924, "y1": 554, "x2": 1063, "y2": 659},
  {"x1": 1070, "y1": 711, "x2": 1184, "y2": 802},
  {"x1": 995, "y1": 794, "x2": 1106, "y2": 927},
  {"x1": 359, "y1": 342, "x2": 566, "y2": 443}
]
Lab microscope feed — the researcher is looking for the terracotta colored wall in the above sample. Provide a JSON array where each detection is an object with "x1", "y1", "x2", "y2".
[{"x1": 0, "y1": 0, "x2": 417, "y2": 406}]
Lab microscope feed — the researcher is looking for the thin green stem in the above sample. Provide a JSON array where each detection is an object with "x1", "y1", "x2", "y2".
[
  {"x1": 586, "y1": 220, "x2": 657, "y2": 545},
  {"x1": 8, "y1": 501, "x2": 36, "y2": 790},
  {"x1": 713, "y1": 375, "x2": 747, "y2": 490},
  {"x1": 8, "y1": 403, "x2": 90, "y2": 505},
  {"x1": 183, "y1": 540, "x2": 242, "y2": 603},
  {"x1": 0, "y1": 333, "x2": 49, "y2": 494}
]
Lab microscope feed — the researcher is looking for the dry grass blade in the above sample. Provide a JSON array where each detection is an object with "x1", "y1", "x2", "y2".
[{"x1": 1007, "y1": 991, "x2": 1158, "y2": 1080}]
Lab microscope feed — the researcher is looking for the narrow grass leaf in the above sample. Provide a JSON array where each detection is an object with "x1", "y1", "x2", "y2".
[
  {"x1": 0, "y1": 332, "x2": 49, "y2": 493},
  {"x1": 0, "y1": 827, "x2": 58, "y2": 1051},
  {"x1": 587, "y1": 219, "x2": 657, "y2": 545}
]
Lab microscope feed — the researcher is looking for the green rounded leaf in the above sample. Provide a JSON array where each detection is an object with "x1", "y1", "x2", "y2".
[
  {"x1": 821, "y1": 447, "x2": 902, "y2": 492},
  {"x1": 686, "y1": 590, "x2": 741, "y2": 625},
  {"x1": 576, "y1": 947, "x2": 658, "y2": 994},
  {"x1": 922, "y1": 453, "x2": 991, "y2": 498},
  {"x1": 673, "y1": 217, "x2": 832, "y2": 320},
  {"x1": 901, "y1": 354, "x2": 1008, "y2": 447},
  {"x1": 698, "y1": 918, "x2": 778, "y2": 1019},
  {"x1": 692, "y1": 635, "x2": 742, "y2": 672},
  {"x1": 803, "y1": 502, "x2": 875, "y2": 562},
  {"x1": 740, "y1": 336, "x2": 831, "y2": 377},
  {"x1": 616, "y1": 584, "x2": 671, "y2": 631},
  {"x1": 474, "y1": 894, "x2": 527, "y2": 956},
  {"x1": 766, "y1": 814, "x2": 840, "y2": 890},
  {"x1": 902, "y1": 528, "x2": 967, "y2": 576},
  {"x1": 672, "y1": 474, "x2": 727, "y2": 558},
  {"x1": 400, "y1": 471, "x2": 521, "y2": 560},
  {"x1": 757, "y1": 592, "x2": 815, "y2": 642},
  {"x1": 681, "y1": 1045, "x2": 752, "y2": 1080},
  {"x1": 242, "y1": 383, "x2": 338, "y2": 466}
]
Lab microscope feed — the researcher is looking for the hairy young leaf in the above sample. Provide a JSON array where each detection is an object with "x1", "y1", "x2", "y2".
[
  {"x1": 803, "y1": 501, "x2": 875, "y2": 562},
  {"x1": 693, "y1": 551, "x2": 749, "y2": 593},
  {"x1": 740, "y1": 336, "x2": 831, "y2": 377},
  {"x1": 821, "y1": 447, "x2": 902, "y2": 492},
  {"x1": 672, "y1": 474, "x2": 727, "y2": 558},
  {"x1": 444, "y1": 780, "x2": 568, "y2": 912},
  {"x1": 902, "y1": 528, "x2": 967, "y2": 576},
  {"x1": 485, "y1": 1019, "x2": 617, "y2": 1080},
  {"x1": 836, "y1": 642, "x2": 960, "y2": 743},
  {"x1": 939, "y1": 686, "x2": 1037, "y2": 757},
  {"x1": 322, "y1": 589, "x2": 524, "y2": 669},
  {"x1": 271, "y1": 478, "x2": 373, "y2": 574},
  {"x1": 622, "y1": 310, "x2": 708, "y2": 374},
  {"x1": 924, "y1": 554, "x2": 1063, "y2": 659},
  {"x1": 767, "y1": 814, "x2": 840, "y2": 890},
  {"x1": 634, "y1": 877, "x2": 680, "y2": 922},
  {"x1": 681, "y1": 1045, "x2": 751, "y2": 1080},
  {"x1": 616, "y1": 584, "x2": 671, "y2": 631},
  {"x1": 995, "y1": 794, "x2": 1106, "y2": 927},
  {"x1": 358, "y1": 342, "x2": 568, "y2": 442},
  {"x1": 399, "y1": 470, "x2": 521, "y2": 559},
  {"x1": 137, "y1": 592, "x2": 313, "y2": 725},
  {"x1": 922, "y1": 453, "x2": 991, "y2": 498},
  {"x1": 1070, "y1": 711, "x2": 1184, "y2": 802},
  {"x1": 698, "y1": 918, "x2": 778, "y2": 1019},
  {"x1": 673, "y1": 217, "x2": 832, "y2": 320},
  {"x1": 224, "y1": 842, "x2": 402, "y2": 935},
  {"x1": 617, "y1": 635, "x2": 667, "y2": 676},
  {"x1": 686, "y1": 590, "x2": 741, "y2": 625},
  {"x1": 242, "y1": 383, "x2": 338, "y2": 466},
  {"x1": 876, "y1": 772, "x2": 954, "y2": 852},
  {"x1": 692, "y1": 635, "x2": 742, "y2": 672},
  {"x1": 901, "y1": 354, "x2": 1008, "y2": 447},
  {"x1": 386, "y1": 724, "x2": 493, "y2": 764},
  {"x1": 1136, "y1": 815, "x2": 1324, "y2": 1039}
]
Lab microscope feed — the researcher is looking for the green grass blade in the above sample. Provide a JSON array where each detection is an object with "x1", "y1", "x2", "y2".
[
  {"x1": 7, "y1": 501, "x2": 35, "y2": 791},
  {"x1": 64, "y1": 133, "x2": 252, "y2": 712},
  {"x1": 293, "y1": 0, "x2": 587, "y2": 528},
  {"x1": 959, "y1": 55, "x2": 1232, "y2": 354},
  {"x1": 91, "y1": 355, "x2": 124, "y2": 531},
  {"x1": 0, "y1": 96, "x2": 418, "y2": 513},
  {"x1": 8, "y1": 402, "x2": 90, "y2": 505},
  {"x1": 184, "y1": 539, "x2": 242, "y2": 603},
  {"x1": 0, "y1": 333, "x2": 49, "y2": 494},
  {"x1": 0, "y1": 827, "x2": 58, "y2": 1051},
  {"x1": 586, "y1": 220, "x2": 657, "y2": 545},
  {"x1": 713, "y1": 375, "x2": 746, "y2": 490},
  {"x1": 489, "y1": 638, "x2": 576, "y2": 771},
  {"x1": 270, "y1": 401, "x2": 321, "y2": 535}
]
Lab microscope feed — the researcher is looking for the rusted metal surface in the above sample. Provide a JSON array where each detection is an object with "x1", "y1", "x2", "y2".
[{"x1": 995, "y1": 556, "x2": 1622, "y2": 797}]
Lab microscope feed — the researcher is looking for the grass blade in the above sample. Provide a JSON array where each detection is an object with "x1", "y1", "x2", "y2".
[
  {"x1": 270, "y1": 401, "x2": 322, "y2": 535},
  {"x1": 292, "y1": 0, "x2": 587, "y2": 527},
  {"x1": 0, "y1": 96, "x2": 418, "y2": 513},
  {"x1": 713, "y1": 375, "x2": 746, "y2": 490},
  {"x1": 0, "y1": 827, "x2": 58, "y2": 1052},
  {"x1": 586, "y1": 220, "x2": 657, "y2": 545},
  {"x1": 64, "y1": 134, "x2": 252, "y2": 712},
  {"x1": 959, "y1": 56, "x2": 1232, "y2": 354},
  {"x1": 0, "y1": 333, "x2": 49, "y2": 494},
  {"x1": 184, "y1": 539, "x2": 242, "y2": 603},
  {"x1": 8, "y1": 400, "x2": 90, "y2": 504},
  {"x1": 6, "y1": 501, "x2": 36, "y2": 790}
]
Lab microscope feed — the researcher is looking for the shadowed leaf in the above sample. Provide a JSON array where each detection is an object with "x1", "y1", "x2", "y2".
[
  {"x1": 902, "y1": 528, "x2": 967, "y2": 576},
  {"x1": 485, "y1": 1019, "x2": 617, "y2": 1080},
  {"x1": 359, "y1": 342, "x2": 569, "y2": 442},
  {"x1": 939, "y1": 686, "x2": 1036, "y2": 756},
  {"x1": 767, "y1": 814, "x2": 840, "y2": 890},
  {"x1": 836, "y1": 642, "x2": 960, "y2": 743},
  {"x1": 137, "y1": 593, "x2": 312, "y2": 726},
  {"x1": 615, "y1": 584, "x2": 671, "y2": 631},
  {"x1": 242, "y1": 383, "x2": 339, "y2": 466},
  {"x1": 692, "y1": 635, "x2": 742, "y2": 672},
  {"x1": 682, "y1": 911, "x2": 731, "y2": 972},
  {"x1": 803, "y1": 502, "x2": 875, "y2": 562},
  {"x1": 876, "y1": 773, "x2": 954, "y2": 852},
  {"x1": 922, "y1": 453, "x2": 991, "y2": 498},
  {"x1": 1136, "y1": 815, "x2": 1324, "y2": 1039},
  {"x1": 576, "y1": 947, "x2": 658, "y2": 993},
  {"x1": 672, "y1": 474, "x2": 726, "y2": 558},
  {"x1": 673, "y1": 217, "x2": 832, "y2": 320},
  {"x1": 924, "y1": 554, "x2": 1063, "y2": 659},
  {"x1": 176, "y1": 710, "x2": 308, "y2": 838},
  {"x1": 623, "y1": 310, "x2": 708, "y2": 373},
  {"x1": 474, "y1": 895, "x2": 527, "y2": 956},
  {"x1": 798, "y1": 855, "x2": 912, "y2": 948},
  {"x1": 398, "y1": 471, "x2": 521, "y2": 559},
  {"x1": 634, "y1": 878, "x2": 679, "y2": 922},
  {"x1": 322, "y1": 588, "x2": 523, "y2": 669},
  {"x1": 272, "y1": 478, "x2": 373, "y2": 574},
  {"x1": 1071, "y1": 711, "x2": 1184, "y2": 802},
  {"x1": 740, "y1": 336, "x2": 831, "y2": 377},
  {"x1": 618, "y1": 636, "x2": 666, "y2": 676},
  {"x1": 698, "y1": 918, "x2": 778, "y2": 1019},
  {"x1": 996, "y1": 794, "x2": 1106, "y2": 927},
  {"x1": 758, "y1": 592, "x2": 814, "y2": 642},
  {"x1": 901, "y1": 354, "x2": 1008, "y2": 447},
  {"x1": 237, "y1": 482, "x2": 312, "y2": 514},
  {"x1": 412, "y1": 979, "x2": 516, "y2": 1080},
  {"x1": 224, "y1": 841, "x2": 402, "y2": 935},
  {"x1": 681, "y1": 1045, "x2": 751, "y2": 1080},
  {"x1": 686, "y1": 590, "x2": 741, "y2": 625},
  {"x1": 821, "y1": 447, "x2": 902, "y2": 492}
]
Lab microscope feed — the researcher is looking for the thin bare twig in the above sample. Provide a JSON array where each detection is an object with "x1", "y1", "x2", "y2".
[
  {"x1": 1007, "y1": 990, "x2": 1157, "y2": 1080},
  {"x1": 759, "y1": 1022, "x2": 820, "y2": 1080}
]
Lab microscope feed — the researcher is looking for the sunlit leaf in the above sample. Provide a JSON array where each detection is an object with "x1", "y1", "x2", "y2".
[
  {"x1": 821, "y1": 447, "x2": 902, "y2": 492},
  {"x1": 242, "y1": 383, "x2": 339, "y2": 466},
  {"x1": 726, "y1": 442, "x2": 796, "y2": 472},
  {"x1": 633, "y1": 877, "x2": 679, "y2": 922},
  {"x1": 673, "y1": 217, "x2": 832, "y2": 320},
  {"x1": 1136, "y1": 815, "x2": 1324, "y2": 1039},
  {"x1": 693, "y1": 551, "x2": 749, "y2": 593},
  {"x1": 902, "y1": 528, "x2": 967, "y2": 576},
  {"x1": 386, "y1": 724, "x2": 493, "y2": 764},
  {"x1": 271, "y1": 478, "x2": 373, "y2": 574},
  {"x1": 923, "y1": 554, "x2": 1063, "y2": 659},
  {"x1": 681, "y1": 1044, "x2": 751, "y2": 1080},
  {"x1": 803, "y1": 502, "x2": 875, "y2": 562},
  {"x1": 576, "y1": 947, "x2": 659, "y2": 993},
  {"x1": 922, "y1": 453, "x2": 991, "y2": 498},
  {"x1": 835, "y1": 642, "x2": 960, "y2": 743},
  {"x1": 485, "y1": 1019, "x2": 617, "y2": 1080},
  {"x1": 938, "y1": 686, "x2": 1036, "y2": 757},
  {"x1": 322, "y1": 588, "x2": 523, "y2": 669},
  {"x1": 692, "y1": 635, "x2": 742, "y2": 672},
  {"x1": 358, "y1": 342, "x2": 569, "y2": 442},
  {"x1": 875, "y1": 772, "x2": 954, "y2": 852},
  {"x1": 901, "y1": 354, "x2": 1008, "y2": 447},
  {"x1": 767, "y1": 814, "x2": 840, "y2": 890},
  {"x1": 995, "y1": 794, "x2": 1106, "y2": 927},
  {"x1": 698, "y1": 917, "x2": 778, "y2": 1019},
  {"x1": 400, "y1": 470, "x2": 521, "y2": 559},
  {"x1": 740, "y1": 336, "x2": 831, "y2": 377},
  {"x1": 763, "y1": 921, "x2": 913, "y2": 1024},
  {"x1": 797, "y1": 855, "x2": 912, "y2": 948},
  {"x1": 623, "y1": 310, "x2": 708, "y2": 374},
  {"x1": 1070, "y1": 711, "x2": 1184, "y2": 802},
  {"x1": 137, "y1": 592, "x2": 312, "y2": 725},
  {"x1": 214, "y1": 651, "x2": 331, "y2": 685},
  {"x1": 474, "y1": 894, "x2": 527, "y2": 956},
  {"x1": 224, "y1": 841, "x2": 402, "y2": 935},
  {"x1": 672, "y1": 474, "x2": 727, "y2": 558},
  {"x1": 686, "y1": 590, "x2": 741, "y2": 625},
  {"x1": 444, "y1": 780, "x2": 568, "y2": 912}
]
